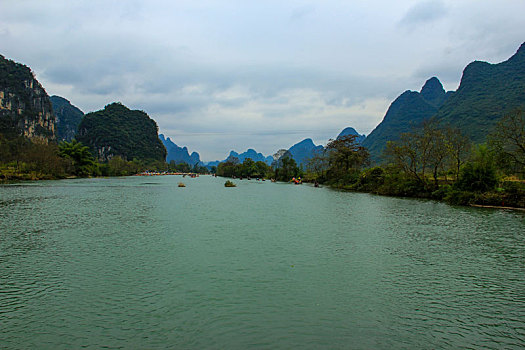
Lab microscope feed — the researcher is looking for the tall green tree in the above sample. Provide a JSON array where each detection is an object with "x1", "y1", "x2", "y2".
[
  {"x1": 455, "y1": 144, "x2": 498, "y2": 192},
  {"x1": 305, "y1": 151, "x2": 329, "y2": 181},
  {"x1": 58, "y1": 140, "x2": 97, "y2": 176},
  {"x1": 274, "y1": 156, "x2": 299, "y2": 181},
  {"x1": 254, "y1": 161, "x2": 270, "y2": 178},
  {"x1": 241, "y1": 158, "x2": 256, "y2": 177},
  {"x1": 216, "y1": 159, "x2": 240, "y2": 177},
  {"x1": 324, "y1": 134, "x2": 369, "y2": 184}
]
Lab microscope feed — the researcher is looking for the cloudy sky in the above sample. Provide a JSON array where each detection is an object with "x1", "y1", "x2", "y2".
[{"x1": 1, "y1": 0, "x2": 524, "y2": 161}]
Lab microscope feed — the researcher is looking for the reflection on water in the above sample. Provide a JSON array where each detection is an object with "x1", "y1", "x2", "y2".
[{"x1": 0, "y1": 176, "x2": 524, "y2": 349}]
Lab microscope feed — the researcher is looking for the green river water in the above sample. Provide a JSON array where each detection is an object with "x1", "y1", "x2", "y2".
[{"x1": 1, "y1": 175, "x2": 524, "y2": 349}]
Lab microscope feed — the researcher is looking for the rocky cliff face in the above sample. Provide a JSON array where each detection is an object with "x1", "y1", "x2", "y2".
[{"x1": 0, "y1": 55, "x2": 56, "y2": 140}]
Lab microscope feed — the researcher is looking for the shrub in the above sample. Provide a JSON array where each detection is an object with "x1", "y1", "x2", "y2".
[
  {"x1": 431, "y1": 185, "x2": 451, "y2": 200},
  {"x1": 444, "y1": 189, "x2": 476, "y2": 206},
  {"x1": 455, "y1": 162, "x2": 498, "y2": 192}
]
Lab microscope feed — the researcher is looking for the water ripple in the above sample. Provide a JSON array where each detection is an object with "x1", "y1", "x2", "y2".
[{"x1": 1, "y1": 176, "x2": 524, "y2": 349}]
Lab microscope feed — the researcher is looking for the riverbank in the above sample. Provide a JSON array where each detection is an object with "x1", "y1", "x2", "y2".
[{"x1": 326, "y1": 179, "x2": 525, "y2": 210}]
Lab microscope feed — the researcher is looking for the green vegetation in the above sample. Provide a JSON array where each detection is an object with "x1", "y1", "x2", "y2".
[
  {"x1": 274, "y1": 156, "x2": 300, "y2": 181},
  {"x1": 0, "y1": 136, "x2": 177, "y2": 181},
  {"x1": 363, "y1": 45, "x2": 525, "y2": 162},
  {"x1": 224, "y1": 180, "x2": 236, "y2": 187},
  {"x1": 304, "y1": 135, "x2": 369, "y2": 186},
  {"x1": 167, "y1": 160, "x2": 209, "y2": 174},
  {"x1": 77, "y1": 102, "x2": 167, "y2": 162},
  {"x1": 0, "y1": 134, "x2": 67, "y2": 180},
  {"x1": 434, "y1": 45, "x2": 525, "y2": 144},
  {"x1": 303, "y1": 112, "x2": 525, "y2": 208},
  {"x1": 489, "y1": 108, "x2": 525, "y2": 175},
  {"x1": 0, "y1": 55, "x2": 33, "y2": 98},
  {"x1": 58, "y1": 140, "x2": 98, "y2": 176},
  {"x1": 362, "y1": 90, "x2": 441, "y2": 162},
  {"x1": 216, "y1": 157, "x2": 273, "y2": 179},
  {"x1": 216, "y1": 154, "x2": 304, "y2": 182},
  {"x1": 216, "y1": 135, "x2": 369, "y2": 185}
]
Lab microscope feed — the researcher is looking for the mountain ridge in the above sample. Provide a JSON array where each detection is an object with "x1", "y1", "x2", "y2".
[
  {"x1": 50, "y1": 95, "x2": 84, "y2": 141},
  {"x1": 337, "y1": 127, "x2": 365, "y2": 143},
  {"x1": 159, "y1": 134, "x2": 201, "y2": 165},
  {"x1": 432, "y1": 42, "x2": 525, "y2": 143},
  {"x1": 362, "y1": 77, "x2": 451, "y2": 161},
  {"x1": 283, "y1": 138, "x2": 324, "y2": 167}
]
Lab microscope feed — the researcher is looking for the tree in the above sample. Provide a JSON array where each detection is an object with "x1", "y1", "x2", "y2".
[
  {"x1": 455, "y1": 144, "x2": 498, "y2": 192},
  {"x1": 274, "y1": 156, "x2": 299, "y2": 181},
  {"x1": 254, "y1": 161, "x2": 270, "y2": 178},
  {"x1": 423, "y1": 120, "x2": 448, "y2": 187},
  {"x1": 384, "y1": 119, "x2": 455, "y2": 189},
  {"x1": 445, "y1": 127, "x2": 472, "y2": 180},
  {"x1": 325, "y1": 134, "x2": 369, "y2": 183},
  {"x1": 106, "y1": 156, "x2": 140, "y2": 176},
  {"x1": 306, "y1": 151, "x2": 329, "y2": 181},
  {"x1": 216, "y1": 159, "x2": 239, "y2": 177},
  {"x1": 385, "y1": 135, "x2": 424, "y2": 185},
  {"x1": 489, "y1": 109, "x2": 525, "y2": 175},
  {"x1": 24, "y1": 140, "x2": 65, "y2": 177},
  {"x1": 241, "y1": 158, "x2": 256, "y2": 177},
  {"x1": 58, "y1": 140, "x2": 97, "y2": 176}
]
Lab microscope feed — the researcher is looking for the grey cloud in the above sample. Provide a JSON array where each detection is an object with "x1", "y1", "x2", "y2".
[
  {"x1": 290, "y1": 5, "x2": 315, "y2": 21},
  {"x1": 4, "y1": 0, "x2": 522, "y2": 160},
  {"x1": 399, "y1": 0, "x2": 447, "y2": 26},
  {"x1": 412, "y1": 63, "x2": 464, "y2": 89}
]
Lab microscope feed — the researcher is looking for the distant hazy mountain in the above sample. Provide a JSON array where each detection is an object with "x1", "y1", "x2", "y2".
[
  {"x1": 226, "y1": 149, "x2": 273, "y2": 164},
  {"x1": 208, "y1": 148, "x2": 273, "y2": 167},
  {"x1": 433, "y1": 42, "x2": 525, "y2": 143},
  {"x1": 50, "y1": 95, "x2": 84, "y2": 141},
  {"x1": 362, "y1": 77, "x2": 452, "y2": 161},
  {"x1": 337, "y1": 127, "x2": 365, "y2": 144},
  {"x1": 159, "y1": 134, "x2": 201, "y2": 165},
  {"x1": 77, "y1": 102, "x2": 166, "y2": 162},
  {"x1": 283, "y1": 138, "x2": 324, "y2": 167}
]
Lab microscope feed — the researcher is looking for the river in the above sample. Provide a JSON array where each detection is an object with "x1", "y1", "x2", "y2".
[{"x1": 1, "y1": 175, "x2": 524, "y2": 349}]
